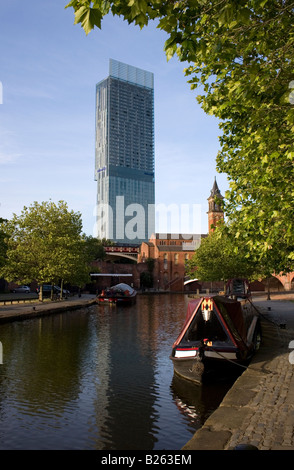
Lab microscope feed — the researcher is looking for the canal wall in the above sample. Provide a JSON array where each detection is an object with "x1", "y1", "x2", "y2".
[
  {"x1": 0, "y1": 295, "x2": 97, "y2": 324},
  {"x1": 182, "y1": 299, "x2": 294, "y2": 450}
]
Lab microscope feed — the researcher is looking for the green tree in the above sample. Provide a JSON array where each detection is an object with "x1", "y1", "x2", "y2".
[
  {"x1": 0, "y1": 201, "x2": 90, "y2": 300},
  {"x1": 187, "y1": 225, "x2": 294, "y2": 292},
  {"x1": 186, "y1": 228, "x2": 258, "y2": 285},
  {"x1": 81, "y1": 234, "x2": 108, "y2": 262},
  {"x1": 66, "y1": 0, "x2": 294, "y2": 268},
  {"x1": 0, "y1": 218, "x2": 8, "y2": 269},
  {"x1": 140, "y1": 257, "x2": 155, "y2": 289}
]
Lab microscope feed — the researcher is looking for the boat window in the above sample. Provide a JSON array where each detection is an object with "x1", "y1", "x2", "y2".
[{"x1": 184, "y1": 310, "x2": 228, "y2": 343}]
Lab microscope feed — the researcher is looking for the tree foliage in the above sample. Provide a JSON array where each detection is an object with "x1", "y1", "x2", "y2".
[
  {"x1": 186, "y1": 224, "x2": 294, "y2": 285},
  {"x1": 140, "y1": 257, "x2": 155, "y2": 288},
  {"x1": 81, "y1": 234, "x2": 107, "y2": 263},
  {"x1": 0, "y1": 201, "x2": 90, "y2": 299},
  {"x1": 66, "y1": 0, "x2": 294, "y2": 270},
  {"x1": 186, "y1": 228, "x2": 258, "y2": 283},
  {"x1": 0, "y1": 218, "x2": 8, "y2": 269}
]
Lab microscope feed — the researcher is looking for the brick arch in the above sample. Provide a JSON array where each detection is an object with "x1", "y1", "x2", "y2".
[
  {"x1": 269, "y1": 273, "x2": 294, "y2": 291},
  {"x1": 264, "y1": 275, "x2": 285, "y2": 291}
]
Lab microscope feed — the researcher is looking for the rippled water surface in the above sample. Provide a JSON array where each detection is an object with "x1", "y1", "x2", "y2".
[{"x1": 0, "y1": 294, "x2": 234, "y2": 450}]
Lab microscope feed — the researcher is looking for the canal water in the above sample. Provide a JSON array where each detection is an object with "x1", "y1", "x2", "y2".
[{"x1": 0, "y1": 294, "x2": 238, "y2": 450}]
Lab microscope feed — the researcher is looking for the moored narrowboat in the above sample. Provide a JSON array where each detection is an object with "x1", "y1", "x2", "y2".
[
  {"x1": 97, "y1": 283, "x2": 137, "y2": 305},
  {"x1": 170, "y1": 280, "x2": 261, "y2": 384}
]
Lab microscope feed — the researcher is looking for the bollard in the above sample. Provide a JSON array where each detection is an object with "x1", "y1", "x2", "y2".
[{"x1": 234, "y1": 444, "x2": 258, "y2": 450}]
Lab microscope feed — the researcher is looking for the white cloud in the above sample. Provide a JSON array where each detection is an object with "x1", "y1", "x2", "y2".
[{"x1": 0, "y1": 151, "x2": 22, "y2": 165}]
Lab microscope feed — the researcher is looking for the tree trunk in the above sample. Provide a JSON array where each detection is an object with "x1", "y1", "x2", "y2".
[
  {"x1": 39, "y1": 284, "x2": 43, "y2": 302},
  {"x1": 50, "y1": 284, "x2": 54, "y2": 301},
  {"x1": 60, "y1": 279, "x2": 64, "y2": 300},
  {"x1": 267, "y1": 278, "x2": 271, "y2": 300}
]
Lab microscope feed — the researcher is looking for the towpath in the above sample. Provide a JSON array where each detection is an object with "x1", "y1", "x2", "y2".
[{"x1": 0, "y1": 293, "x2": 97, "y2": 323}]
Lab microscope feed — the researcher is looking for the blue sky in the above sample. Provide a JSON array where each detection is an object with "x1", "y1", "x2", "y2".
[{"x1": 0, "y1": 1, "x2": 228, "y2": 237}]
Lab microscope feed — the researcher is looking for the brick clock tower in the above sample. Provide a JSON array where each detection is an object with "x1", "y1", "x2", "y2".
[{"x1": 208, "y1": 178, "x2": 224, "y2": 233}]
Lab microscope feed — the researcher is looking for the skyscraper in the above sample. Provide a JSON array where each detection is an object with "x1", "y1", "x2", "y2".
[{"x1": 95, "y1": 59, "x2": 155, "y2": 244}]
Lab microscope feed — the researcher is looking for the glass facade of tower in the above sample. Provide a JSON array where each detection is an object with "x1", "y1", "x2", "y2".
[{"x1": 95, "y1": 59, "x2": 155, "y2": 244}]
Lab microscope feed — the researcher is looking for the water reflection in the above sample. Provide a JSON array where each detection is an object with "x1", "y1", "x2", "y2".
[
  {"x1": 171, "y1": 374, "x2": 236, "y2": 425},
  {"x1": 0, "y1": 294, "x2": 235, "y2": 450}
]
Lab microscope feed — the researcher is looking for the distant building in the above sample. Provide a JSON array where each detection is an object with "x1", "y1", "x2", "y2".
[
  {"x1": 138, "y1": 178, "x2": 224, "y2": 290},
  {"x1": 207, "y1": 177, "x2": 224, "y2": 233},
  {"x1": 95, "y1": 59, "x2": 155, "y2": 244},
  {"x1": 139, "y1": 233, "x2": 207, "y2": 290}
]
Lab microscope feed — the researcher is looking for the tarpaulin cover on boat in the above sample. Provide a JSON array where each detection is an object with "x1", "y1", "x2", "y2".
[
  {"x1": 213, "y1": 296, "x2": 247, "y2": 347},
  {"x1": 108, "y1": 283, "x2": 135, "y2": 295}
]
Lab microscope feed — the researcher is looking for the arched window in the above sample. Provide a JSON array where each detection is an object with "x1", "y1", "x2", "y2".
[{"x1": 163, "y1": 253, "x2": 168, "y2": 270}]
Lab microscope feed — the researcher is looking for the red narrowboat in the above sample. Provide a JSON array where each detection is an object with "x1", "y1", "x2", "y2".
[{"x1": 170, "y1": 279, "x2": 261, "y2": 384}]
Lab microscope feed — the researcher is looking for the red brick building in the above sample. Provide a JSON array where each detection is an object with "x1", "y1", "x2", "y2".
[
  {"x1": 139, "y1": 233, "x2": 206, "y2": 291},
  {"x1": 91, "y1": 178, "x2": 224, "y2": 292},
  {"x1": 137, "y1": 178, "x2": 224, "y2": 291},
  {"x1": 207, "y1": 177, "x2": 224, "y2": 233}
]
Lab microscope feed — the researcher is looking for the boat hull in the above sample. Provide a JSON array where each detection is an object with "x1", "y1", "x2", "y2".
[
  {"x1": 97, "y1": 294, "x2": 136, "y2": 305},
  {"x1": 171, "y1": 356, "x2": 205, "y2": 384},
  {"x1": 171, "y1": 352, "x2": 247, "y2": 384}
]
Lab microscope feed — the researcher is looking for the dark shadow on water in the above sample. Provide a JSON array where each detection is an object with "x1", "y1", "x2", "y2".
[{"x1": 171, "y1": 365, "x2": 244, "y2": 427}]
